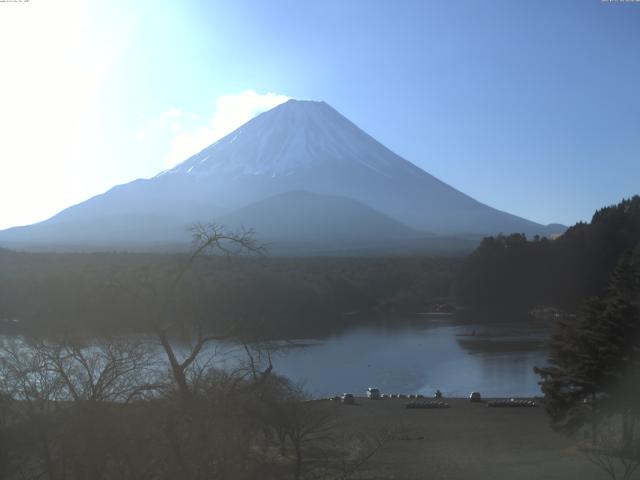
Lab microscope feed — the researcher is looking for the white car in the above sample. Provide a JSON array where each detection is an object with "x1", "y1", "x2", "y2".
[{"x1": 367, "y1": 388, "x2": 381, "y2": 399}]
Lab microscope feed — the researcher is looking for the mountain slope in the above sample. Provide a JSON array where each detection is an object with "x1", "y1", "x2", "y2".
[
  {"x1": 154, "y1": 99, "x2": 557, "y2": 236},
  {"x1": 0, "y1": 99, "x2": 564, "y2": 252},
  {"x1": 218, "y1": 190, "x2": 424, "y2": 251}
]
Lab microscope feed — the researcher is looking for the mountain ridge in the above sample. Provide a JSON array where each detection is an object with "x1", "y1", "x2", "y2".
[{"x1": 0, "y1": 99, "x2": 565, "y2": 253}]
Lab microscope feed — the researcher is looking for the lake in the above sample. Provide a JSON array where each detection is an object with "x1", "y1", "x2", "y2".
[
  {"x1": 210, "y1": 315, "x2": 550, "y2": 398},
  {"x1": 2, "y1": 315, "x2": 550, "y2": 399}
]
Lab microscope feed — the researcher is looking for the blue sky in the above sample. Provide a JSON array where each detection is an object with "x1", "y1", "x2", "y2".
[{"x1": 0, "y1": 0, "x2": 638, "y2": 229}]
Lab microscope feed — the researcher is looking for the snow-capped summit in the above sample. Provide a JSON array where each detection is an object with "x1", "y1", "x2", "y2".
[
  {"x1": 161, "y1": 99, "x2": 418, "y2": 180},
  {"x1": 0, "y1": 99, "x2": 564, "y2": 252}
]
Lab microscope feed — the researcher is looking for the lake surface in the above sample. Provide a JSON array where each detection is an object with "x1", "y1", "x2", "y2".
[
  {"x1": 213, "y1": 316, "x2": 550, "y2": 398},
  {"x1": 2, "y1": 315, "x2": 550, "y2": 399}
]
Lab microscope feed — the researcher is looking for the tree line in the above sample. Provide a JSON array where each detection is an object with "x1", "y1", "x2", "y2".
[
  {"x1": 0, "y1": 244, "x2": 457, "y2": 338},
  {"x1": 458, "y1": 196, "x2": 640, "y2": 312}
]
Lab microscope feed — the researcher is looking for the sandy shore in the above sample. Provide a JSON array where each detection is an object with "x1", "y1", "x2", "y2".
[{"x1": 333, "y1": 397, "x2": 606, "y2": 480}]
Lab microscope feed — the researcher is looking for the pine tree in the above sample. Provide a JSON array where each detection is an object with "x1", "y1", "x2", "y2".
[
  {"x1": 535, "y1": 250, "x2": 640, "y2": 445},
  {"x1": 535, "y1": 298, "x2": 606, "y2": 442}
]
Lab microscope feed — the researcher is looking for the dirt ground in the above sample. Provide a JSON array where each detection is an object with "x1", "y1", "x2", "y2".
[{"x1": 333, "y1": 397, "x2": 614, "y2": 480}]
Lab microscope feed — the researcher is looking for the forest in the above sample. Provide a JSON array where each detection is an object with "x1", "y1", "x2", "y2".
[
  {"x1": 458, "y1": 196, "x2": 640, "y2": 312},
  {"x1": 0, "y1": 244, "x2": 457, "y2": 339}
]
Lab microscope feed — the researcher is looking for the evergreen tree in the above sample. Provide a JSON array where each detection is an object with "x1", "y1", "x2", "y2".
[
  {"x1": 460, "y1": 195, "x2": 640, "y2": 309},
  {"x1": 535, "y1": 298, "x2": 607, "y2": 442},
  {"x1": 535, "y1": 251, "x2": 640, "y2": 444}
]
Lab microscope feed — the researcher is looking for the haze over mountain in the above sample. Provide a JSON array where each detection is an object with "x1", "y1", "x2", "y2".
[{"x1": 0, "y1": 100, "x2": 563, "y2": 253}]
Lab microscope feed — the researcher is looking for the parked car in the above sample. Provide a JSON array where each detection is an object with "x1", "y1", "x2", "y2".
[
  {"x1": 469, "y1": 391, "x2": 482, "y2": 402},
  {"x1": 341, "y1": 393, "x2": 355, "y2": 405},
  {"x1": 367, "y1": 388, "x2": 381, "y2": 399}
]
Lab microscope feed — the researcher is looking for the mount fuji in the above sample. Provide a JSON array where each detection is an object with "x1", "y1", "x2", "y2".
[{"x1": 0, "y1": 99, "x2": 563, "y2": 253}]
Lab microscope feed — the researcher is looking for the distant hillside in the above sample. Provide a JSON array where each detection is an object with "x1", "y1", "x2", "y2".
[
  {"x1": 458, "y1": 196, "x2": 640, "y2": 310},
  {"x1": 220, "y1": 190, "x2": 421, "y2": 243}
]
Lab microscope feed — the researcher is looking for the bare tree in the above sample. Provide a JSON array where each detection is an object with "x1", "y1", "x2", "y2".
[
  {"x1": 39, "y1": 337, "x2": 160, "y2": 404},
  {"x1": 0, "y1": 338, "x2": 66, "y2": 480},
  {"x1": 105, "y1": 223, "x2": 275, "y2": 479},
  {"x1": 253, "y1": 380, "x2": 394, "y2": 480},
  {"x1": 581, "y1": 414, "x2": 640, "y2": 480},
  {"x1": 0, "y1": 335, "x2": 163, "y2": 480},
  {"x1": 113, "y1": 223, "x2": 265, "y2": 405}
]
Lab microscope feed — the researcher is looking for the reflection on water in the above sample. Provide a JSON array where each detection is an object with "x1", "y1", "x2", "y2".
[{"x1": 266, "y1": 318, "x2": 548, "y2": 398}]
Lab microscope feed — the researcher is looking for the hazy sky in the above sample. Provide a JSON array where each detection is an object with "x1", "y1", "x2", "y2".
[{"x1": 1, "y1": 0, "x2": 638, "y2": 229}]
